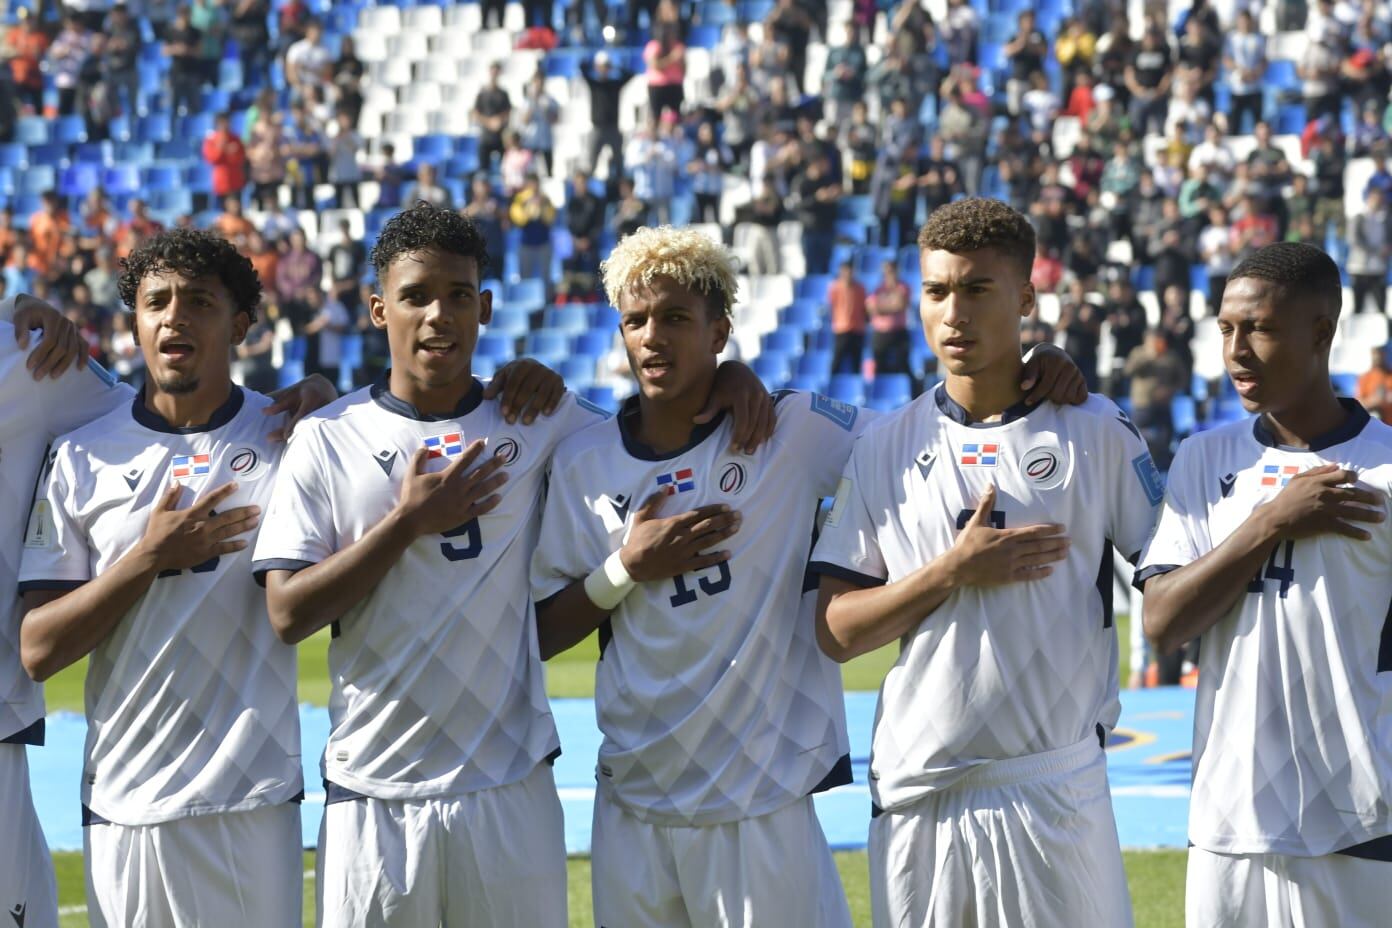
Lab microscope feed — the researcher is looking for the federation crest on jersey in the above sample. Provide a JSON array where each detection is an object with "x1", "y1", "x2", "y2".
[
  {"x1": 424, "y1": 432, "x2": 464, "y2": 459},
  {"x1": 1260, "y1": 463, "x2": 1300, "y2": 488},
  {"x1": 228, "y1": 447, "x2": 268, "y2": 481},
  {"x1": 170, "y1": 453, "x2": 211, "y2": 480},
  {"x1": 1020, "y1": 445, "x2": 1067, "y2": 489},
  {"x1": 959, "y1": 443, "x2": 999, "y2": 466},
  {"x1": 718, "y1": 462, "x2": 746, "y2": 494},
  {"x1": 657, "y1": 467, "x2": 696, "y2": 494},
  {"x1": 493, "y1": 437, "x2": 520, "y2": 466}
]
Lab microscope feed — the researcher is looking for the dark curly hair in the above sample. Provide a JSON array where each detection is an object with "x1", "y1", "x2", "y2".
[
  {"x1": 370, "y1": 201, "x2": 491, "y2": 285},
  {"x1": 1228, "y1": 242, "x2": 1342, "y2": 316},
  {"x1": 118, "y1": 228, "x2": 262, "y2": 323},
  {"x1": 917, "y1": 198, "x2": 1037, "y2": 281}
]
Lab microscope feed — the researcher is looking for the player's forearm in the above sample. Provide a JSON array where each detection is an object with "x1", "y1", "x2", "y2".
[
  {"x1": 817, "y1": 557, "x2": 960, "y2": 662},
  {"x1": 1142, "y1": 509, "x2": 1281, "y2": 655},
  {"x1": 20, "y1": 546, "x2": 162, "y2": 681},
  {"x1": 535, "y1": 579, "x2": 612, "y2": 661},
  {"x1": 265, "y1": 509, "x2": 418, "y2": 644}
]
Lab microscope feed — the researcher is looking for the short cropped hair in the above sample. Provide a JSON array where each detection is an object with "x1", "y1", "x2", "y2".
[
  {"x1": 917, "y1": 198, "x2": 1037, "y2": 280},
  {"x1": 1227, "y1": 242, "x2": 1342, "y2": 315},
  {"x1": 601, "y1": 225, "x2": 739, "y2": 318},
  {"x1": 371, "y1": 201, "x2": 491, "y2": 283},
  {"x1": 119, "y1": 228, "x2": 262, "y2": 323}
]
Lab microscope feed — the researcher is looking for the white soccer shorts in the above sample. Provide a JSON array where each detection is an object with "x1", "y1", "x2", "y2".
[
  {"x1": 0, "y1": 744, "x2": 58, "y2": 928},
  {"x1": 84, "y1": 801, "x2": 301, "y2": 928},
  {"x1": 869, "y1": 734, "x2": 1133, "y2": 928},
  {"x1": 1187, "y1": 844, "x2": 1392, "y2": 927},
  {"x1": 316, "y1": 760, "x2": 567, "y2": 928},
  {"x1": 591, "y1": 789, "x2": 853, "y2": 928}
]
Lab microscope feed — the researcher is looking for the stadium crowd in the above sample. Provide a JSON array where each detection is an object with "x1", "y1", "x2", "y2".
[{"x1": 2, "y1": 0, "x2": 1392, "y2": 466}]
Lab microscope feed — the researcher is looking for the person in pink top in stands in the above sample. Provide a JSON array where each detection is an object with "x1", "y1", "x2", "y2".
[
  {"x1": 644, "y1": 23, "x2": 685, "y2": 119},
  {"x1": 868, "y1": 259, "x2": 911, "y2": 376}
]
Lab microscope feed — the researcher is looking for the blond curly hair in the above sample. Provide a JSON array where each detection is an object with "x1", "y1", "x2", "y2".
[{"x1": 601, "y1": 226, "x2": 739, "y2": 317}]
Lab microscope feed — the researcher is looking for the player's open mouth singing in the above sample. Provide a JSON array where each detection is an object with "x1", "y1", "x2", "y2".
[
  {"x1": 640, "y1": 355, "x2": 673, "y2": 380},
  {"x1": 418, "y1": 337, "x2": 457, "y2": 359},
  {"x1": 941, "y1": 335, "x2": 975, "y2": 357},
  {"x1": 157, "y1": 335, "x2": 195, "y2": 363},
  {"x1": 1229, "y1": 369, "x2": 1260, "y2": 397}
]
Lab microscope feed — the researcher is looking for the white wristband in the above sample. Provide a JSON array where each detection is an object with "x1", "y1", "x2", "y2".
[{"x1": 583, "y1": 550, "x2": 637, "y2": 611}]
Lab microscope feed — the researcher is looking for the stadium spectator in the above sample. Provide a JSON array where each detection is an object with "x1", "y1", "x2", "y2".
[
  {"x1": 245, "y1": 229, "x2": 278, "y2": 292},
  {"x1": 1299, "y1": 30, "x2": 1344, "y2": 123},
  {"x1": 1125, "y1": 328, "x2": 1187, "y2": 465},
  {"x1": 113, "y1": 198, "x2": 162, "y2": 260},
  {"x1": 939, "y1": 0, "x2": 979, "y2": 66},
  {"x1": 740, "y1": 181, "x2": 785, "y2": 275},
  {"x1": 1222, "y1": 9, "x2": 1266, "y2": 134},
  {"x1": 872, "y1": 142, "x2": 921, "y2": 249},
  {"x1": 372, "y1": 141, "x2": 406, "y2": 211},
  {"x1": 628, "y1": 113, "x2": 682, "y2": 224},
  {"x1": 285, "y1": 17, "x2": 331, "y2": 102},
  {"x1": 162, "y1": 5, "x2": 204, "y2": 116},
  {"x1": 1198, "y1": 204, "x2": 1234, "y2": 314},
  {"x1": 868, "y1": 259, "x2": 911, "y2": 377},
  {"x1": 510, "y1": 173, "x2": 556, "y2": 290},
  {"x1": 3, "y1": 11, "x2": 48, "y2": 111},
  {"x1": 84, "y1": 248, "x2": 121, "y2": 314},
  {"x1": 559, "y1": 234, "x2": 602, "y2": 303},
  {"x1": 275, "y1": 226, "x2": 322, "y2": 333},
  {"x1": 28, "y1": 194, "x2": 71, "y2": 281},
  {"x1": 1348, "y1": 187, "x2": 1391, "y2": 314},
  {"x1": 828, "y1": 259, "x2": 867, "y2": 376},
  {"x1": 229, "y1": 0, "x2": 271, "y2": 85},
  {"x1": 686, "y1": 122, "x2": 729, "y2": 225},
  {"x1": 1005, "y1": 11, "x2": 1048, "y2": 116},
  {"x1": 202, "y1": 113, "x2": 248, "y2": 206},
  {"x1": 821, "y1": 22, "x2": 866, "y2": 126},
  {"x1": 473, "y1": 62, "x2": 513, "y2": 171},
  {"x1": 326, "y1": 218, "x2": 366, "y2": 318},
  {"x1": 1104, "y1": 273, "x2": 1147, "y2": 389},
  {"x1": 580, "y1": 51, "x2": 629, "y2": 187},
  {"x1": 1059, "y1": 280, "x2": 1102, "y2": 391},
  {"x1": 464, "y1": 174, "x2": 508, "y2": 274},
  {"x1": 1357, "y1": 343, "x2": 1392, "y2": 421},
  {"x1": 47, "y1": 16, "x2": 94, "y2": 115},
  {"x1": 1126, "y1": 27, "x2": 1173, "y2": 136},
  {"x1": 404, "y1": 162, "x2": 451, "y2": 211},
  {"x1": 765, "y1": 0, "x2": 814, "y2": 89},
  {"x1": 643, "y1": 22, "x2": 686, "y2": 120},
  {"x1": 325, "y1": 110, "x2": 363, "y2": 209},
  {"x1": 501, "y1": 130, "x2": 536, "y2": 197},
  {"x1": 214, "y1": 196, "x2": 255, "y2": 249},
  {"x1": 283, "y1": 101, "x2": 325, "y2": 209},
  {"x1": 519, "y1": 70, "x2": 560, "y2": 178},
  {"x1": 1056, "y1": 17, "x2": 1096, "y2": 95},
  {"x1": 102, "y1": 4, "x2": 141, "y2": 112},
  {"x1": 565, "y1": 169, "x2": 604, "y2": 242},
  {"x1": 107, "y1": 308, "x2": 143, "y2": 384}
]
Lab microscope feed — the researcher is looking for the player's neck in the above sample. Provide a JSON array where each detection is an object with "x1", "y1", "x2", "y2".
[
  {"x1": 388, "y1": 368, "x2": 474, "y2": 417},
  {"x1": 144, "y1": 379, "x2": 235, "y2": 429},
  {"x1": 634, "y1": 381, "x2": 714, "y2": 454},
  {"x1": 1260, "y1": 388, "x2": 1349, "y2": 449},
  {"x1": 943, "y1": 362, "x2": 1026, "y2": 424}
]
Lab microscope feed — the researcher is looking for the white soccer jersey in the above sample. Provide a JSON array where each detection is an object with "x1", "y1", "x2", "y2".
[
  {"x1": 811, "y1": 385, "x2": 1161, "y2": 811},
  {"x1": 0, "y1": 323, "x2": 130, "y2": 745},
  {"x1": 1138, "y1": 400, "x2": 1392, "y2": 857},
  {"x1": 252, "y1": 376, "x2": 606, "y2": 800},
  {"x1": 17, "y1": 387, "x2": 302, "y2": 826},
  {"x1": 531, "y1": 391, "x2": 872, "y2": 826}
]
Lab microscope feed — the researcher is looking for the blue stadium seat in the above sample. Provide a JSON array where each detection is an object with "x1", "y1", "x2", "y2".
[
  {"x1": 277, "y1": 359, "x2": 306, "y2": 389},
  {"x1": 184, "y1": 163, "x2": 214, "y2": 193},
  {"x1": 1331, "y1": 372, "x2": 1359, "y2": 396},
  {"x1": 27, "y1": 144, "x2": 67, "y2": 170},
  {"x1": 1171, "y1": 395, "x2": 1197, "y2": 437},
  {"x1": 200, "y1": 88, "x2": 231, "y2": 112},
  {"x1": 836, "y1": 196, "x2": 874, "y2": 223},
  {"x1": 761, "y1": 329, "x2": 803, "y2": 355},
  {"x1": 588, "y1": 304, "x2": 620, "y2": 329},
  {"x1": 1265, "y1": 59, "x2": 1297, "y2": 91},
  {"x1": 178, "y1": 113, "x2": 215, "y2": 141},
  {"x1": 337, "y1": 333, "x2": 364, "y2": 394},
  {"x1": 413, "y1": 134, "x2": 455, "y2": 163},
  {"x1": 0, "y1": 144, "x2": 26, "y2": 170},
  {"x1": 148, "y1": 189, "x2": 193, "y2": 214},
  {"x1": 219, "y1": 58, "x2": 245, "y2": 91},
  {"x1": 58, "y1": 164, "x2": 100, "y2": 199},
  {"x1": 834, "y1": 219, "x2": 868, "y2": 244},
  {"x1": 788, "y1": 373, "x2": 826, "y2": 393},
  {"x1": 544, "y1": 51, "x2": 584, "y2": 78},
  {"x1": 0, "y1": 168, "x2": 16, "y2": 197},
  {"x1": 136, "y1": 114, "x2": 174, "y2": 144},
  {"x1": 870, "y1": 374, "x2": 912, "y2": 408},
  {"x1": 15, "y1": 117, "x2": 48, "y2": 147},
  {"x1": 487, "y1": 305, "x2": 530, "y2": 338},
  {"x1": 73, "y1": 141, "x2": 112, "y2": 165},
  {"x1": 688, "y1": 23, "x2": 721, "y2": 48},
  {"x1": 856, "y1": 246, "x2": 895, "y2": 277},
  {"x1": 797, "y1": 349, "x2": 833, "y2": 382},
  {"x1": 541, "y1": 306, "x2": 590, "y2": 335},
  {"x1": 104, "y1": 164, "x2": 142, "y2": 196},
  {"x1": 796, "y1": 275, "x2": 833, "y2": 301},
  {"x1": 52, "y1": 115, "x2": 87, "y2": 145},
  {"x1": 574, "y1": 329, "x2": 612, "y2": 357},
  {"x1": 1276, "y1": 104, "x2": 1305, "y2": 135},
  {"x1": 583, "y1": 384, "x2": 619, "y2": 414},
  {"x1": 559, "y1": 355, "x2": 597, "y2": 389},
  {"x1": 445, "y1": 152, "x2": 481, "y2": 178},
  {"x1": 17, "y1": 165, "x2": 55, "y2": 197},
  {"x1": 1211, "y1": 396, "x2": 1247, "y2": 423},
  {"x1": 143, "y1": 164, "x2": 183, "y2": 191},
  {"x1": 506, "y1": 278, "x2": 547, "y2": 312},
  {"x1": 476, "y1": 333, "x2": 517, "y2": 362},
  {"x1": 525, "y1": 328, "x2": 571, "y2": 358},
  {"x1": 781, "y1": 300, "x2": 820, "y2": 332},
  {"x1": 827, "y1": 373, "x2": 866, "y2": 407},
  {"x1": 752, "y1": 350, "x2": 792, "y2": 389},
  {"x1": 473, "y1": 355, "x2": 499, "y2": 380}
]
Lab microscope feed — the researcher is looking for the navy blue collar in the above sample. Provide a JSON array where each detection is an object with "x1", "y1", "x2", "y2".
[
  {"x1": 933, "y1": 381, "x2": 1038, "y2": 428},
  {"x1": 370, "y1": 372, "x2": 484, "y2": 422},
  {"x1": 617, "y1": 394, "x2": 727, "y2": 461},
  {"x1": 1252, "y1": 397, "x2": 1369, "y2": 453},
  {"x1": 132, "y1": 385, "x2": 244, "y2": 434}
]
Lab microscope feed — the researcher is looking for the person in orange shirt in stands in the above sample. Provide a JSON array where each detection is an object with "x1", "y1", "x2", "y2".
[
  {"x1": 3, "y1": 11, "x2": 49, "y2": 111},
  {"x1": 827, "y1": 259, "x2": 867, "y2": 375},
  {"x1": 27, "y1": 193, "x2": 70, "y2": 278},
  {"x1": 1357, "y1": 343, "x2": 1392, "y2": 422},
  {"x1": 215, "y1": 196, "x2": 256, "y2": 249},
  {"x1": 113, "y1": 198, "x2": 163, "y2": 260}
]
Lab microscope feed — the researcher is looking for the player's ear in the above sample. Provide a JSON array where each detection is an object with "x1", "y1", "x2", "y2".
[
  {"x1": 368, "y1": 292, "x2": 388, "y2": 330},
  {"x1": 1018, "y1": 279, "x2": 1036, "y2": 320},
  {"x1": 478, "y1": 286, "x2": 493, "y2": 326},
  {"x1": 1312, "y1": 305, "x2": 1337, "y2": 353},
  {"x1": 710, "y1": 311, "x2": 731, "y2": 355},
  {"x1": 230, "y1": 308, "x2": 251, "y2": 345}
]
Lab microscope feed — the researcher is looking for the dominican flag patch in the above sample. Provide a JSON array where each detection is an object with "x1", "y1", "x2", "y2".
[
  {"x1": 1260, "y1": 464, "x2": 1300, "y2": 488},
  {"x1": 656, "y1": 467, "x2": 696, "y2": 494},
  {"x1": 170, "y1": 454, "x2": 211, "y2": 479},
  {"x1": 424, "y1": 432, "x2": 464, "y2": 459},
  {"x1": 959, "y1": 443, "x2": 999, "y2": 466}
]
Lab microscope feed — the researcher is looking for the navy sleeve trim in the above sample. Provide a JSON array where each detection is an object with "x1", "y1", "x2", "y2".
[
  {"x1": 808, "y1": 560, "x2": 886, "y2": 589},
  {"x1": 0, "y1": 718, "x2": 44, "y2": 746},
  {"x1": 808, "y1": 753, "x2": 853, "y2": 795},
  {"x1": 1132, "y1": 564, "x2": 1180, "y2": 592},
  {"x1": 16, "y1": 579, "x2": 84, "y2": 595},
  {"x1": 1338, "y1": 834, "x2": 1392, "y2": 862},
  {"x1": 323, "y1": 780, "x2": 369, "y2": 805},
  {"x1": 251, "y1": 558, "x2": 316, "y2": 588}
]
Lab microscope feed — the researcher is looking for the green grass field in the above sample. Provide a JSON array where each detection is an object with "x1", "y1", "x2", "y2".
[{"x1": 48, "y1": 615, "x2": 1184, "y2": 926}]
